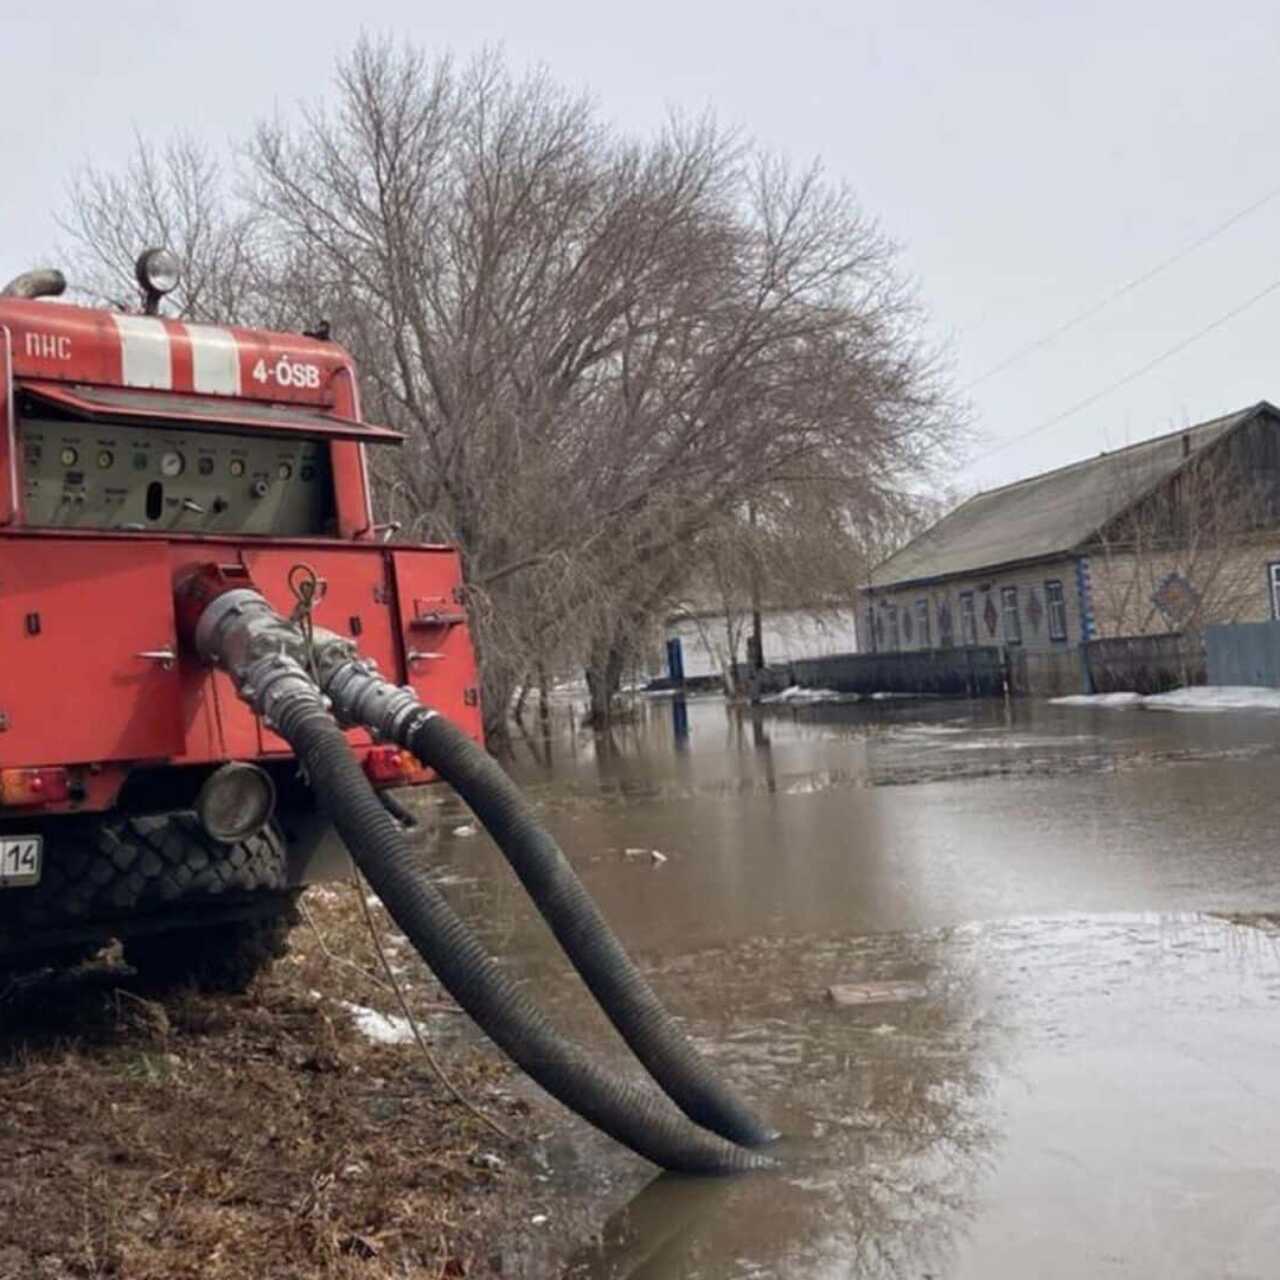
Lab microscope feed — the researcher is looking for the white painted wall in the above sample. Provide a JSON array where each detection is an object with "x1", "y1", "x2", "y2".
[{"x1": 666, "y1": 608, "x2": 860, "y2": 679}]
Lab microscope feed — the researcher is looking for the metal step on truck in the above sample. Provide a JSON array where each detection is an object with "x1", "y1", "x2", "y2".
[{"x1": 0, "y1": 250, "x2": 482, "y2": 991}]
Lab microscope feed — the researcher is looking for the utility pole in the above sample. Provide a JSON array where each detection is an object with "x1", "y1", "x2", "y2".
[{"x1": 748, "y1": 501, "x2": 764, "y2": 671}]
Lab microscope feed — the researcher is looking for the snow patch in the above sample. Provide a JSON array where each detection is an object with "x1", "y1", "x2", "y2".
[
  {"x1": 341, "y1": 1001, "x2": 417, "y2": 1045},
  {"x1": 761, "y1": 685, "x2": 859, "y2": 705},
  {"x1": 1053, "y1": 686, "x2": 1280, "y2": 713},
  {"x1": 1052, "y1": 692, "x2": 1145, "y2": 708},
  {"x1": 1146, "y1": 686, "x2": 1280, "y2": 712}
]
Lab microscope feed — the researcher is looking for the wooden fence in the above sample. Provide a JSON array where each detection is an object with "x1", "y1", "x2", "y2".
[
  {"x1": 756, "y1": 631, "x2": 1206, "y2": 701},
  {"x1": 1083, "y1": 633, "x2": 1204, "y2": 694},
  {"x1": 786, "y1": 646, "x2": 1007, "y2": 698}
]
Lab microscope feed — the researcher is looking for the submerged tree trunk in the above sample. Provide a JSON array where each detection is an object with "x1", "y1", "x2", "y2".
[
  {"x1": 537, "y1": 661, "x2": 551, "y2": 738},
  {"x1": 585, "y1": 641, "x2": 628, "y2": 730}
]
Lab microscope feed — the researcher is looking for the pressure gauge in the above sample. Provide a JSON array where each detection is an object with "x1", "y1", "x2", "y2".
[
  {"x1": 60, "y1": 446, "x2": 78, "y2": 467},
  {"x1": 276, "y1": 462, "x2": 293, "y2": 481},
  {"x1": 160, "y1": 450, "x2": 185, "y2": 478},
  {"x1": 97, "y1": 449, "x2": 114, "y2": 469},
  {"x1": 229, "y1": 458, "x2": 246, "y2": 478}
]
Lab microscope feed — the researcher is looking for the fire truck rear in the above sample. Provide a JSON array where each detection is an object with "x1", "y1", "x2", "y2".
[
  {"x1": 0, "y1": 251, "x2": 481, "y2": 990},
  {"x1": 0, "y1": 251, "x2": 776, "y2": 1175}
]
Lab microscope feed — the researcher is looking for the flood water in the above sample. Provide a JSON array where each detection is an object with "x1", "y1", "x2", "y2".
[{"x1": 427, "y1": 694, "x2": 1280, "y2": 1278}]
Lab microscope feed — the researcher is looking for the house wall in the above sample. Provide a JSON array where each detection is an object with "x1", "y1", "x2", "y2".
[
  {"x1": 666, "y1": 607, "x2": 860, "y2": 680},
  {"x1": 1085, "y1": 539, "x2": 1280, "y2": 637},
  {"x1": 860, "y1": 542, "x2": 1280, "y2": 700},
  {"x1": 862, "y1": 556, "x2": 1086, "y2": 655},
  {"x1": 867, "y1": 540, "x2": 1280, "y2": 655}
]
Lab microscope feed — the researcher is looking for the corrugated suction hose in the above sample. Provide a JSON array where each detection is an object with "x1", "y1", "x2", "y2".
[{"x1": 322, "y1": 662, "x2": 777, "y2": 1149}]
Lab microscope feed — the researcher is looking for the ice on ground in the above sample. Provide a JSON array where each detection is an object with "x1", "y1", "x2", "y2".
[
  {"x1": 1052, "y1": 692, "x2": 1145, "y2": 708},
  {"x1": 761, "y1": 685, "x2": 860, "y2": 705},
  {"x1": 341, "y1": 1001, "x2": 417, "y2": 1045},
  {"x1": 947, "y1": 734, "x2": 1095, "y2": 750},
  {"x1": 1145, "y1": 686, "x2": 1280, "y2": 712},
  {"x1": 1053, "y1": 686, "x2": 1280, "y2": 713}
]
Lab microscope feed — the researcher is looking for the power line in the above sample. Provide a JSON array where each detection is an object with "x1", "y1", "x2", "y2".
[
  {"x1": 963, "y1": 182, "x2": 1280, "y2": 391},
  {"x1": 966, "y1": 272, "x2": 1280, "y2": 471}
]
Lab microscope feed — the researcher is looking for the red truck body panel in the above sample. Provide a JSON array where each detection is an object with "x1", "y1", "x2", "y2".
[
  {"x1": 0, "y1": 531, "x2": 481, "y2": 794},
  {"x1": 0, "y1": 302, "x2": 378, "y2": 538},
  {"x1": 0, "y1": 296, "x2": 482, "y2": 814}
]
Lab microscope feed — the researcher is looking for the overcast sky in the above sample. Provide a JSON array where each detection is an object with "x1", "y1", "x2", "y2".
[{"x1": 5, "y1": 1, "x2": 1280, "y2": 494}]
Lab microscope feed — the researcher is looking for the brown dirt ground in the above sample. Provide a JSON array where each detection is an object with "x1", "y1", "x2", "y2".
[{"x1": 0, "y1": 887, "x2": 545, "y2": 1280}]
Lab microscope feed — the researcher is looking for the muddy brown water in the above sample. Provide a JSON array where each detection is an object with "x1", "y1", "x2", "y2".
[{"x1": 424, "y1": 695, "x2": 1280, "y2": 1278}]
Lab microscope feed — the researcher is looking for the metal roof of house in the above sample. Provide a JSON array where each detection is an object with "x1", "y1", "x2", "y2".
[{"x1": 871, "y1": 403, "x2": 1272, "y2": 588}]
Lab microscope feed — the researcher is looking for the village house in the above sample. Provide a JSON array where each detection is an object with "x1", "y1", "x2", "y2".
[{"x1": 861, "y1": 401, "x2": 1280, "y2": 693}]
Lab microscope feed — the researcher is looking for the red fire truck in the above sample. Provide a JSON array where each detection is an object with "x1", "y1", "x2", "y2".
[{"x1": 0, "y1": 250, "x2": 481, "y2": 990}]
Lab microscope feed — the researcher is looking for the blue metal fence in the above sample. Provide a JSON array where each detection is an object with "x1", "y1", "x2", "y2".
[{"x1": 1205, "y1": 622, "x2": 1280, "y2": 688}]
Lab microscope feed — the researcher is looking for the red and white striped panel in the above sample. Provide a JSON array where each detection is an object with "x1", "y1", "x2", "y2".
[
  {"x1": 3, "y1": 297, "x2": 344, "y2": 408},
  {"x1": 110, "y1": 316, "x2": 242, "y2": 395}
]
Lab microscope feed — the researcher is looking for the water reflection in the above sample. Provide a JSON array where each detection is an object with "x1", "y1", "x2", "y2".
[
  {"x1": 547, "y1": 914, "x2": 1280, "y2": 1279},
  {"x1": 423, "y1": 696, "x2": 1280, "y2": 1276},
  {"x1": 566, "y1": 922, "x2": 1003, "y2": 1280}
]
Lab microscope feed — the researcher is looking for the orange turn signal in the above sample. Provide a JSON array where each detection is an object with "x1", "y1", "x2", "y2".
[
  {"x1": 362, "y1": 746, "x2": 427, "y2": 786},
  {"x1": 0, "y1": 767, "x2": 69, "y2": 807}
]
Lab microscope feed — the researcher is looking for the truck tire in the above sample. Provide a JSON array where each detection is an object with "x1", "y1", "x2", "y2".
[
  {"x1": 0, "y1": 814, "x2": 297, "y2": 989},
  {"x1": 6, "y1": 813, "x2": 289, "y2": 929},
  {"x1": 123, "y1": 891, "x2": 301, "y2": 993}
]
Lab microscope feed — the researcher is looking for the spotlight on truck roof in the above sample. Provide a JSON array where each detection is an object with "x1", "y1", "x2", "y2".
[{"x1": 135, "y1": 247, "x2": 181, "y2": 314}]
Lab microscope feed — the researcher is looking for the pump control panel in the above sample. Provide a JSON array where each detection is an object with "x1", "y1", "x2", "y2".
[{"x1": 18, "y1": 417, "x2": 336, "y2": 537}]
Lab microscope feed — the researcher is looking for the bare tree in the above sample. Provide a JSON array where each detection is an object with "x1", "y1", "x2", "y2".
[
  {"x1": 59, "y1": 134, "x2": 267, "y2": 323},
  {"x1": 1089, "y1": 428, "x2": 1274, "y2": 639},
  {"x1": 54, "y1": 38, "x2": 959, "y2": 743}
]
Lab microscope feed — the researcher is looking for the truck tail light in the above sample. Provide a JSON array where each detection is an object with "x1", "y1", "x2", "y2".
[
  {"x1": 0, "y1": 767, "x2": 69, "y2": 807},
  {"x1": 363, "y1": 746, "x2": 428, "y2": 786}
]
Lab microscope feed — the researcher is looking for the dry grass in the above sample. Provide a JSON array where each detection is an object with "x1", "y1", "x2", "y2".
[{"x1": 0, "y1": 889, "x2": 537, "y2": 1279}]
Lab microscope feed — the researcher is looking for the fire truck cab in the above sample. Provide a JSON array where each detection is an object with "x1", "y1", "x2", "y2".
[{"x1": 0, "y1": 252, "x2": 481, "y2": 990}]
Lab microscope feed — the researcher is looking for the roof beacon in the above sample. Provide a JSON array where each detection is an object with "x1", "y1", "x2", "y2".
[{"x1": 135, "y1": 247, "x2": 181, "y2": 314}]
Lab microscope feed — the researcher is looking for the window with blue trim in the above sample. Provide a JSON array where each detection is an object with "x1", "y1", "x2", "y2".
[{"x1": 1045, "y1": 579, "x2": 1067, "y2": 641}]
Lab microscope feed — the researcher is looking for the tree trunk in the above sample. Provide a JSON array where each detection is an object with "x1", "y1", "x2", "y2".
[
  {"x1": 481, "y1": 657, "x2": 517, "y2": 756},
  {"x1": 585, "y1": 641, "x2": 627, "y2": 729},
  {"x1": 537, "y1": 661, "x2": 551, "y2": 737}
]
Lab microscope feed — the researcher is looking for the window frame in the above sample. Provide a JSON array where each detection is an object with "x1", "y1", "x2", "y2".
[
  {"x1": 885, "y1": 603, "x2": 899, "y2": 651},
  {"x1": 1044, "y1": 578, "x2": 1068, "y2": 642},
  {"x1": 1001, "y1": 585, "x2": 1022, "y2": 645},
  {"x1": 937, "y1": 597, "x2": 954, "y2": 648},
  {"x1": 1270, "y1": 563, "x2": 1280, "y2": 621},
  {"x1": 915, "y1": 598, "x2": 931, "y2": 649},
  {"x1": 958, "y1": 590, "x2": 977, "y2": 647}
]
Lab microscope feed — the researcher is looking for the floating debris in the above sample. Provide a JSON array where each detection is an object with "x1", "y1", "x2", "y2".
[{"x1": 826, "y1": 981, "x2": 927, "y2": 1007}]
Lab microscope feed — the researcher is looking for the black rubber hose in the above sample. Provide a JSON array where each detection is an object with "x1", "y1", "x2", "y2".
[
  {"x1": 271, "y1": 700, "x2": 766, "y2": 1174},
  {"x1": 398, "y1": 710, "x2": 776, "y2": 1149}
]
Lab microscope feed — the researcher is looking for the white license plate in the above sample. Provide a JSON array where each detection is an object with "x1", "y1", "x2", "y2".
[{"x1": 0, "y1": 836, "x2": 42, "y2": 887}]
